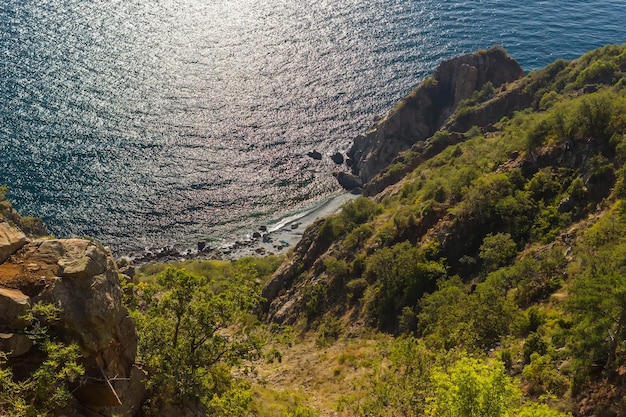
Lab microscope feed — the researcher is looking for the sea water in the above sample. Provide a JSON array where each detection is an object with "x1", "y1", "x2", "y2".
[{"x1": 1, "y1": 0, "x2": 625, "y2": 254}]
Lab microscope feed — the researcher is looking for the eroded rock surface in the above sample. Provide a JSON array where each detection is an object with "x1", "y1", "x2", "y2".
[
  {"x1": 0, "y1": 222, "x2": 28, "y2": 264},
  {"x1": 0, "y1": 235, "x2": 144, "y2": 416}
]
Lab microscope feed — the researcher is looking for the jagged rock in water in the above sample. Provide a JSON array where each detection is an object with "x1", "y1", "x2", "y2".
[
  {"x1": 346, "y1": 46, "x2": 524, "y2": 188},
  {"x1": 330, "y1": 152, "x2": 345, "y2": 164},
  {"x1": 334, "y1": 171, "x2": 363, "y2": 192},
  {"x1": 307, "y1": 150, "x2": 322, "y2": 160}
]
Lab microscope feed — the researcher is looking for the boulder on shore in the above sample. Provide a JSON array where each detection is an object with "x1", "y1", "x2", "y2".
[{"x1": 334, "y1": 172, "x2": 363, "y2": 192}]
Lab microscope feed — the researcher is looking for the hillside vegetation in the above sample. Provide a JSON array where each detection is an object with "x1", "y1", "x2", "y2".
[
  {"x1": 3, "y1": 44, "x2": 626, "y2": 416},
  {"x1": 255, "y1": 43, "x2": 626, "y2": 416}
]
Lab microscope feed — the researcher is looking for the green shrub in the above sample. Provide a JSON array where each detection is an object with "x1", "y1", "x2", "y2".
[
  {"x1": 575, "y1": 60, "x2": 618, "y2": 87},
  {"x1": 523, "y1": 332, "x2": 548, "y2": 364},
  {"x1": 479, "y1": 232, "x2": 517, "y2": 272}
]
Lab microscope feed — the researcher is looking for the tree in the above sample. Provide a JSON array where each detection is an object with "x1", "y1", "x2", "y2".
[
  {"x1": 567, "y1": 271, "x2": 626, "y2": 372},
  {"x1": 479, "y1": 233, "x2": 517, "y2": 272},
  {"x1": 342, "y1": 335, "x2": 435, "y2": 417},
  {"x1": 131, "y1": 266, "x2": 263, "y2": 413},
  {"x1": 563, "y1": 205, "x2": 626, "y2": 395}
]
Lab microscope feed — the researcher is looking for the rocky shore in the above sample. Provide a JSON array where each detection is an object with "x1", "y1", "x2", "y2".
[{"x1": 125, "y1": 192, "x2": 357, "y2": 265}]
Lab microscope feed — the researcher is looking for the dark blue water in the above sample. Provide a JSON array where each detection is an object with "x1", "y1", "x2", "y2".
[{"x1": 1, "y1": 0, "x2": 625, "y2": 254}]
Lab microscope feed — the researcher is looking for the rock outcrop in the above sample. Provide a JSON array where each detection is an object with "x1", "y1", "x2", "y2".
[
  {"x1": 262, "y1": 218, "x2": 331, "y2": 323},
  {"x1": 0, "y1": 222, "x2": 28, "y2": 264},
  {"x1": 0, "y1": 233, "x2": 144, "y2": 415},
  {"x1": 346, "y1": 46, "x2": 524, "y2": 188}
]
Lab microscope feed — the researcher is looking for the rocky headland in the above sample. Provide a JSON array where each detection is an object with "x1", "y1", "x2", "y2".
[{"x1": 344, "y1": 46, "x2": 524, "y2": 186}]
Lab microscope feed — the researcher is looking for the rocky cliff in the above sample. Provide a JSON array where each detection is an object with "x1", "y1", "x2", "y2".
[
  {"x1": 346, "y1": 46, "x2": 524, "y2": 188},
  {"x1": 0, "y1": 221, "x2": 144, "y2": 416},
  {"x1": 265, "y1": 44, "x2": 626, "y2": 335}
]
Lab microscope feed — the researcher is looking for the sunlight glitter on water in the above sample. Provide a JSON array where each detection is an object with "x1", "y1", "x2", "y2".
[{"x1": 1, "y1": 0, "x2": 624, "y2": 253}]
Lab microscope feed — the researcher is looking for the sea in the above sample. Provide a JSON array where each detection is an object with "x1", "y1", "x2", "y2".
[{"x1": 1, "y1": 0, "x2": 625, "y2": 256}]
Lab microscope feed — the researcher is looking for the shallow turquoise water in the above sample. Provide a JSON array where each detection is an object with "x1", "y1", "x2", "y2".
[{"x1": 1, "y1": 0, "x2": 624, "y2": 254}]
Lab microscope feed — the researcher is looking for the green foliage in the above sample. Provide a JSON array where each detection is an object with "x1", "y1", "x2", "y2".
[
  {"x1": 131, "y1": 266, "x2": 262, "y2": 413},
  {"x1": 426, "y1": 356, "x2": 520, "y2": 417},
  {"x1": 454, "y1": 82, "x2": 496, "y2": 119},
  {"x1": 364, "y1": 241, "x2": 446, "y2": 329},
  {"x1": 512, "y1": 306, "x2": 546, "y2": 337},
  {"x1": 342, "y1": 224, "x2": 373, "y2": 253},
  {"x1": 419, "y1": 274, "x2": 515, "y2": 351},
  {"x1": 206, "y1": 380, "x2": 254, "y2": 417},
  {"x1": 505, "y1": 247, "x2": 567, "y2": 307},
  {"x1": 516, "y1": 403, "x2": 572, "y2": 417},
  {"x1": 322, "y1": 257, "x2": 349, "y2": 279},
  {"x1": 418, "y1": 277, "x2": 469, "y2": 349},
  {"x1": 539, "y1": 91, "x2": 559, "y2": 110},
  {"x1": 316, "y1": 316, "x2": 342, "y2": 347},
  {"x1": 479, "y1": 232, "x2": 517, "y2": 272},
  {"x1": 1, "y1": 341, "x2": 84, "y2": 417},
  {"x1": 522, "y1": 353, "x2": 570, "y2": 396},
  {"x1": 523, "y1": 332, "x2": 548, "y2": 363},
  {"x1": 136, "y1": 256, "x2": 282, "y2": 284},
  {"x1": 320, "y1": 197, "x2": 382, "y2": 242},
  {"x1": 575, "y1": 60, "x2": 618, "y2": 87},
  {"x1": 1, "y1": 304, "x2": 84, "y2": 417},
  {"x1": 304, "y1": 283, "x2": 327, "y2": 321},
  {"x1": 525, "y1": 168, "x2": 562, "y2": 202},
  {"x1": 560, "y1": 203, "x2": 626, "y2": 396}
]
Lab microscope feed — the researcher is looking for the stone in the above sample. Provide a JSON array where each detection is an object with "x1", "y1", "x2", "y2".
[
  {"x1": 119, "y1": 264, "x2": 136, "y2": 278},
  {"x1": 0, "y1": 234, "x2": 143, "y2": 413},
  {"x1": 0, "y1": 287, "x2": 31, "y2": 329},
  {"x1": 0, "y1": 222, "x2": 28, "y2": 264},
  {"x1": 0, "y1": 332, "x2": 33, "y2": 357},
  {"x1": 252, "y1": 231, "x2": 262, "y2": 239},
  {"x1": 58, "y1": 239, "x2": 108, "y2": 279},
  {"x1": 334, "y1": 172, "x2": 363, "y2": 191},
  {"x1": 330, "y1": 152, "x2": 344, "y2": 164},
  {"x1": 307, "y1": 150, "x2": 322, "y2": 160}
]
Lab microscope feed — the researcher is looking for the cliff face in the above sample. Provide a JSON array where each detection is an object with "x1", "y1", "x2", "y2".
[
  {"x1": 347, "y1": 46, "x2": 524, "y2": 186},
  {"x1": 0, "y1": 222, "x2": 144, "y2": 416}
]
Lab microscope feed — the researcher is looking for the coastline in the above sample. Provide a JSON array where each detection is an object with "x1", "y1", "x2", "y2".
[{"x1": 127, "y1": 191, "x2": 357, "y2": 265}]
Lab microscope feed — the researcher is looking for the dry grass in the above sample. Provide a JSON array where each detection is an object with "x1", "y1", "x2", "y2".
[{"x1": 246, "y1": 330, "x2": 391, "y2": 416}]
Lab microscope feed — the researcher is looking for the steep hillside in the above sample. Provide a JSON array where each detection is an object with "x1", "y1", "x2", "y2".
[
  {"x1": 261, "y1": 44, "x2": 626, "y2": 416},
  {"x1": 4, "y1": 44, "x2": 626, "y2": 417}
]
